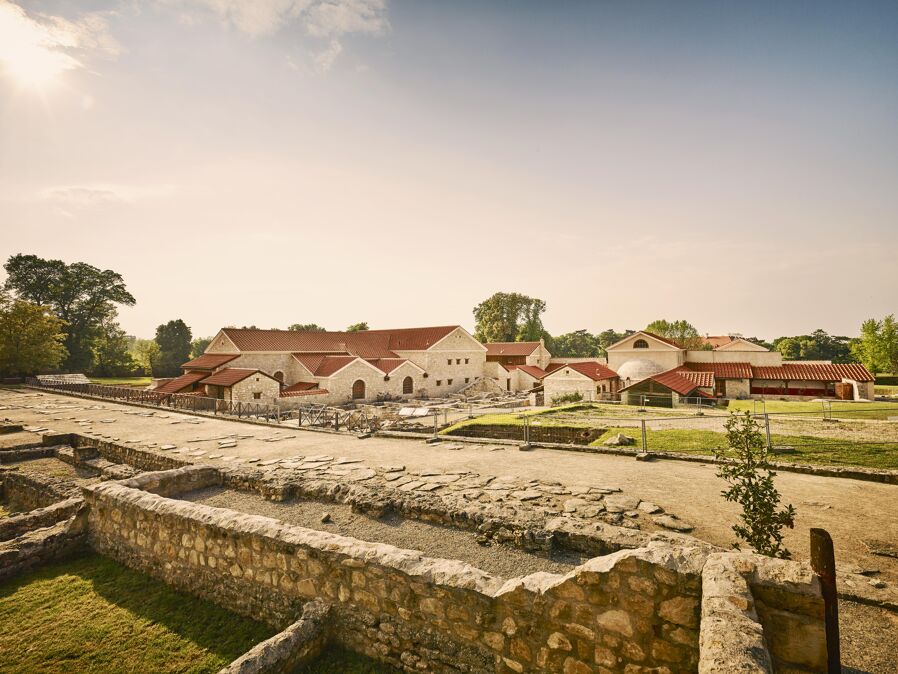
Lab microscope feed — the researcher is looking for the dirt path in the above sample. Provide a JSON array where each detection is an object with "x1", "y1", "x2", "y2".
[{"x1": 3, "y1": 389, "x2": 897, "y2": 585}]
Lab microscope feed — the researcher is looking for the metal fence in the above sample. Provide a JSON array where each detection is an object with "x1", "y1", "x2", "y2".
[{"x1": 24, "y1": 378, "x2": 378, "y2": 433}]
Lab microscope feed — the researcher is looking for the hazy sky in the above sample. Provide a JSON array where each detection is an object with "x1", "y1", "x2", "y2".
[{"x1": 1, "y1": 0, "x2": 896, "y2": 340}]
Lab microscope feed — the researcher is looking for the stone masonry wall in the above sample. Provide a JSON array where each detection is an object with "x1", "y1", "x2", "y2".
[{"x1": 83, "y1": 479, "x2": 708, "y2": 673}]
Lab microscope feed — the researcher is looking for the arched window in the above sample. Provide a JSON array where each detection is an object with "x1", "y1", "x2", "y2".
[
  {"x1": 352, "y1": 379, "x2": 366, "y2": 399},
  {"x1": 633, "y1": 339, "x2": 649, "y2": 349},
  {"x1": 402, "y1": 376, "x2": 413, "y2": 394},
  {"x1": 273, "y1": 371, "x2": 284, "y2": 383}
]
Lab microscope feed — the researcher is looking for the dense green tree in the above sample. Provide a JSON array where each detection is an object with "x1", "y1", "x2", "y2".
[
  {"x1": 91, "y1": 318, "x2": 137, "y2": 377},
  {"x1": 130, "y1": 339, "x2": 161, "y2": 376},
  {"x1": 595, "y1": 329, "x2": 634, "y2": 355},
  {"x1": 190, "y1": 337, "x2": 212, "y2": 357},
  {"x1": 154, "y1": 320, "x2": 192, "y2": 377},
  {"x1": 473, "y1": 292, "x2": 547, "y2": 343},
  {"x1": 346, "y1": 322, "x2": 369, "y2": 332},
  {"x1": 851, "y1": 316, "x2": 898, "y2": 374},
  {"x1": 288, "y1": 323, "x2": 326, "y2": 332},
  {"x1": 645, "y1": 319, "x2": 706, "y2": 350},
  {"x1": 552, "y1": 330, "x2": 601, "y2": 358},
  {"x1": 0, "y1": 293, "x2": 67, "y2": 377},
  {"x1": 772, "y1": 329, "x2": 853, "y2": 363},
  {"x1": 3, "y1": 254, "x2": 135, "y2": 372}
]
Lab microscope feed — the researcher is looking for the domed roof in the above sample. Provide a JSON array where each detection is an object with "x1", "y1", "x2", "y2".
[{"x1": 617, "y1": 358, "x2": 665, "y2": 382}]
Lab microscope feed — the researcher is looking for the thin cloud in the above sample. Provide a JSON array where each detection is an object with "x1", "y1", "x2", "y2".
[{"x1": 41, "y1": 184, "x2": 175, "y2": 207}]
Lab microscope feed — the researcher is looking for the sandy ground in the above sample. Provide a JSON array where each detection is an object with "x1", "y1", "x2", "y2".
[
  {"x1": 839, "y1": 600, "x2": 898, "y2": 674},
  {"x1": 182, "y1": 486, "x2": 585, "y2": 578}
]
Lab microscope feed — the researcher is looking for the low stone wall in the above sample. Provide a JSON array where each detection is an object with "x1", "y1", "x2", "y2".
[
  {"x1": 447, "y1": 423, "x2": 605, "y2": 445},
  {"x1": 0, "y1": 446, "x2": 56, "y2": 464},
  {"x1": 84, "y1": 477, "x2": 710, "y2": 673},
  {"x1": 0, "y1": 497, "x2": 84, "y2": 542},
  {"x1": 0, "y1": 514, "x2": 88, "y2": 581},
  {"x1": 219, "y1": 601, "x2": 330, "y2": 674},
  {"x1": 71, "y1": 436, "x2": 192, "y2": 473},
  {"x1": 0, "y1": 467, "x2": 80, "y2": 511}
]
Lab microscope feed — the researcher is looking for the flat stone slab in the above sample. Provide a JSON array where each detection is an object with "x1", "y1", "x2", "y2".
[
  {"x1": 511, "y1": 490, "x2": 542, "y2": 501},
  {"x1": 605, "y1": 495, "x2": 641, "y2": 512},
  {"x1": 653, "y1": 514, "x2": 694, "y2": 532}
]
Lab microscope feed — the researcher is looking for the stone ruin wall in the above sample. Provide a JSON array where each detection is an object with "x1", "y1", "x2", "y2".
[{"x1": 81, "y1": 467, "x2": 828, "y2": 674}]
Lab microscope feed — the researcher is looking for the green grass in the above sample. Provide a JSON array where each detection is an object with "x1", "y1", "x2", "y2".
[
  {"x1": 589, "y1": 427, "x2": 898, "y2": 470},
  {"x1": 0, "y1": 553, "x2": 273, "y2": 673},
  {"x1": 876, "y1": 385, "x2": 898, "y2": 396},
  {"x1": 297, "y1": 647, "x2": 401, "y2": 673},
  {"x1": 88, "y1": 377, "x2": 153, "y2": 387},
  {"x1": 727, "y1": 400, "x2": 898, "y2": 420}
]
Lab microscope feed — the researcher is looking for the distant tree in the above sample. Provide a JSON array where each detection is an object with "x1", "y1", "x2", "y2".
[
  {"x1": 90, "y1": 318, "x2": 136, "y2": 377},
  {"x1": 288, "y1": 323, "x2": 326, "y2": 332},
  {"x1": 0, "y1": 294, "x2": 67, "y2": 377},
  {"x1": 190, "y1": 337, "x2": 212, "y2": 357},
  {"x1": 346, "y1": 322, "x2": 369, "y2": 332},
  {"x1": 714, "y1": 412, "x2": 796, "y2": 559},
  {"x1": 645, "y1": 319, "x2": 705, "y2": 350},
  {"x1": 154, "y1": 320, "x2": 192, "y2": 377},
  {"x1": 473, "y1": 292, "x2": 547, "y2": 343},
  {"x1": 851, "y1": 316, "x2": 898, "y2": 374},
  {"x1": 595, "y1": 329, "x2": 634, "y2": 356},
  {"x1": 130, "y1": 339, "x2": 161, "y2": 376},
  {"x1": 3, "y1": 254, "x2": 135, "y2": 372},
  {"x1": 772, "y1": 329, "x2": 853, "y2": 363},
  {"x1": 552, "y1": 330, "x2": 601, "y2": 358},
  {"x1": 741, "y1": 336, "x2": 774, "y2": 350}
]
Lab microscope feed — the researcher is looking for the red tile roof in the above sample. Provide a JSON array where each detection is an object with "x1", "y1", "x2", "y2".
[
  {"x1": 507, "y1": 364, "x2": 547, "y2": 380},
  {"x1": 483, "y1": 341, "x2": 541, "y2": 356},
  {"x1": 751, "y1": 363, "x2": 874, "y2": 383},
  {"x1": 684, "y1": 362, "x2": 753, "y2": 379},
  {"x1": 292, "y1": 354, "x2": 359, "y2": 377},
  {"x1": 544, "y1": 362, "x2": 567, "y2": 374},
  {"x1": 280, "y1": 381, "x2": 320, "y2": 396},
  {"x1": 220, "y1": 326, "x2": 461, "y2": 358},
  {"x1": 366, "y1": 358, "x2": 411, "y2": 374},
  {"x1": 181, "y1": 353, "x2": 238, "y2": 370},
  {"x1": 700, "y1": 336, "x2": 735, "y2": 349},
  {"x1": 200, "y1": 368, "x2": 272, "y2": 387},
  {"x1": 647, "y1": 369, "x2": 707, "y2": 396},
  {"x1": 155, "y1": 372, "x2": 207, "y2": 394},
  {"x1": 280, "y1": 388, "x2": 330, "y2": 398},
  {"x1": 675, "y1": 368, "x2": 715, "y2": 388},
  {"x1": 545, "y1": 361, "x2": 618, "y2": 382}
]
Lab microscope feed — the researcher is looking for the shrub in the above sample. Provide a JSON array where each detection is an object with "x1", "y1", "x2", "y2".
[
  {"x1": 551, "y1": 392, "x2": 583, "y2": 406},
  {"x1": 714, "y1": 411, "x2": 796, "y2": 559}
]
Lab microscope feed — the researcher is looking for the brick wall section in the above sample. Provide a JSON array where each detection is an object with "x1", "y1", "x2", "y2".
[{"x1": 82, "y1": 478, "x2": 709, "y2": 673}]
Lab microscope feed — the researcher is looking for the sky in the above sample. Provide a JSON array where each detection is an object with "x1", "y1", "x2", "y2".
[{"x1": 0, "y1": 0, "x2": 896, "y2": 341}]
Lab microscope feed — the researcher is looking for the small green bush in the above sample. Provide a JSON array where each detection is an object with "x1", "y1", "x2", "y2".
[{"x1": 551, "y1": 392, "x2": 583, "y2": 406}]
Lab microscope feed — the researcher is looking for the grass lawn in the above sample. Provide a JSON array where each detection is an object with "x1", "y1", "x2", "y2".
[
  {"x1": 589, "y1": 427, "x2": 898, "y2": 470},
  {"x1": 88, "y1": 377, "x2": 153, "y2": 387},
  {"x1": 0, "y1": 553, "x2": 273, "y2": 674},
  {"x1": 875, "y1": 385, "x2": 898, "y2": 396},
  {"x1": 297, "y1": 647, "x2": 401, "y2": 673},
  {"x1": 727, "y1": 400, "x2": 898, "y2": 421}
]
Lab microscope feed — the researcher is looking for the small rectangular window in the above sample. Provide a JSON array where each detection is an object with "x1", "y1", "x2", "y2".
[
  {"x1": 447, "y1": 359, "x2": 452, "y2": 365},
  {"x1": 464, "y1": 358, "x2": 469, "y2": 364},
  {"x1": 436, "y1": 380, "x2": 442, "y2": 386},
  {"x1": 447, "y1": 378, "x2": 453, "y2": 385},
  {"x1": 253, "y1": 392, "x2": 261, "y2": 400},
  {"x1": 455, "y1": 359, "x2": 461, "y2": 364},
  {"x1": 465, "y1": 378, "x2": 470, "y2": 384}
]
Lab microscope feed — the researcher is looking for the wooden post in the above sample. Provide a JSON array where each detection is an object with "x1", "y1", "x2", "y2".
[
  {"x1": 810, "y1": 528, "x2": 840, "y2": 674},
  {"x1": 641, "y1": 419, "x2": 647, "y2": 451}
]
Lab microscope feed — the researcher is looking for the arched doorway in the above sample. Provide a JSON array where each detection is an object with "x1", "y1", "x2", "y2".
[
  {"x1": 402, "y1": 376, "x2": 413, "y2": 394},
  {"x1": 273, "y1": 371, "x2": 284, "y2": 383},
  {"x1": 352, "y1": 379, "x2": 366, "y2": 399}
]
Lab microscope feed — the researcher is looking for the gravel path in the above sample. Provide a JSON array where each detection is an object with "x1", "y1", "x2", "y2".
[
  {"x1": 181, "y1": 486, "x2": 586, "y2": 578},
  {"x1": 840, "y1": 600, "x2": 898, "y2": 673}
]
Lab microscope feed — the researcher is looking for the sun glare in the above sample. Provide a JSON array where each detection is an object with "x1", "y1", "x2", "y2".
[{"x1": 0, "y1": 1, "x2": 81, "y2": 90}]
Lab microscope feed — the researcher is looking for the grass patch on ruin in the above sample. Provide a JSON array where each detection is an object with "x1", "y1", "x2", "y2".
[
  {"x1": 297, "y1": 647, "x2": 402, "y2": 673},
  {"x1": 0, "y1": 553, "x2": 273, "y2": 674},
  {"x1": 88, "y1": 376, "x2": 153, "y2": 387},
  {"x1": 590, "y1": 427, "x2": 898, "y2": 470}
]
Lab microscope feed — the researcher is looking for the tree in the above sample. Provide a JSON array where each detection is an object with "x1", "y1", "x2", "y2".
[
  {"x1": 130, "y1": 339, "x2": 161, "y2": 376},
  {"x1": 714, "y1": 412, "x2": 796, "y2": 559},
  {"x1": 0, "y1": 294, "x2": 67, "y2": 377},
  {"x1": 473, "y1": 292, "x2": 547, "y2": 343},
  {"x1": 90, "y1": 318, "x2": 136, "y2": 377},
  {"x1": 154, "y1": 320, "x2": 192, "y2": 377},
  {"x1": 346, "y1": 322, "x2": 369, "y2": 332},
  {"x1": 645, "y1": 319, "x2": 706, "y2": 350},
  {"x1": 596, "y1": 329, "x2": 634, "y2": 356},
  {"x1": 289, "y1": 323, "x2": 326, "y2": 332},
  {"x1": 3, "y1": 254, "x2": 135, "y2": 372},
  {"x1": 851, "y1": 316, "x2": 898, "y2": 374},
  {"x1": 552, "y1": 330, "x2": 601, "y2": 358},
  {"x1": 190, "y1": 337, "x2": 213, "y2": 357},
  {"x1": 772, "y1": 330, "x2": 853, "y2": 363}
]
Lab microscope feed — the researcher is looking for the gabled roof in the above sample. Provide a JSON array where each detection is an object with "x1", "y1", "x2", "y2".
[
  {"x1": 605, "y1": 331, "x2": 683, "y2": 351},
  {"x1": 181, "y1": 353, "x2": 238, "y2": 371},
  {"x1": 675, "y1": 368, "x2": 714, "y2": 388},
  {"x1": 544, "y1": 361, "x2": 618, "y2": 382},
  {"x1": 280, "y1": 381, "x2": 321, "y2": 397},
  {"x1": 483, "y1": 341, "x2": 541, "y2": 356},
  {"x1": 155, "y1": 371, "x2": 207, "y2": 394},
  {"x1": 366, "y1": 358, "x2": 422, "y2": 375},
  {"x1": 700, "y1": 335, "x2": 735, "y2": 349},
  {"x1": 752, "y1": 363, "x2": 874, "y2": 383},
  {"x1": 507, "y1": 364, "x2": 547, "y2": 380},
  {"x1": 219, "y1": 326, "x2": 463, "y2": 357},
  {"x1": 621, "y1": 368, "x2": 711, "y2": 397},
  {"x1": 684, "y1": 362, "x2": 753, "y2": 379},
  {"x1": 200, "y1": 368, "x2": 274, "y2": 387}
]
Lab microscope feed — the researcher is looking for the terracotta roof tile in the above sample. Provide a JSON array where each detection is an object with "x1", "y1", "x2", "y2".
[
  {"x1": 155, "y1": 372, "x2": 207, "y2": 394},
  {"x1": 545, "y1": 361, "x2": 618, "y2": 382},
  {"x1": 684, "y1": 362, "x2": 753, "y2": 379},
  {"x1": 646, "y1": 369, "x2": 705, "y2": 396},
  {"x1": 200, "y1": 368, "x2": 272, "y2": 387},
  {"x1": 280, "y1": 381, "x2": 319, "y2": 396},
  {"x1": 280, "y1": 388, "x2": 330, "y2": 398},
  {"x1": 507, "y1": 364, "x2": 547, "y2": 380},
  {"x1": 752, "y1": 363, "x2": 874, "y2": 383},
  {"x1": 366, "y1": 358, "x2": 411, "y2": 375},
  {"x1": 484, "y1": 342, "x2": 541, "y2": 356},
  {"x1": 181, "y1": 353, "x2": 238, "y2": 370}
]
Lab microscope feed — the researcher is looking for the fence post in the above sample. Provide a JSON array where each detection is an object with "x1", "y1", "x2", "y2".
[
  {"x1": 764, "y1": 413, "x2": 772, "y2": 450},
  {"x1": 809, "y1": 528, "x2": 841, "y2": 673},
  {"x1": 640, "y1": 419, "x2": 647, "y2": 451},
  {"x1": 432, "y1": 411, "x2": 438, "y2": 440}
]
